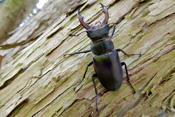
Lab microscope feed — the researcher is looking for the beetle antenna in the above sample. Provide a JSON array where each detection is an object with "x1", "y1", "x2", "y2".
[
  {"x1": 69, "y1": 31, "x2": 87, "y2": 37},
  {"x1": 115, "y1": 16, "x2": 125, "y2": 25},
  {"x1": 108, "y1": 16, "x2": 125, "y2": 26}
]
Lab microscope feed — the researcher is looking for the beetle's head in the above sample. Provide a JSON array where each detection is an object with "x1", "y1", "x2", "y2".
[{"x1": 78, "y1": 3, "x2": 110, "y2": 41}]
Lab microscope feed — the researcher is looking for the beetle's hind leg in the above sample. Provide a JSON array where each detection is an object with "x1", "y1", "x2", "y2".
[
  {"x1": 64, "y1": 49, "x2": 91, "y2": 57},
  {"x1": 92, "y1": 74, "x2": 99, "y2": 111},
  {"x1": 116, "y1": 49, "x2": 141, "y2": 57},
  {"x1": 121, "y1": 62, "x2": 136, "y2": 93}
]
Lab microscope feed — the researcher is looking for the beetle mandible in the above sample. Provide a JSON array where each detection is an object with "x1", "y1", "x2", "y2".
[{"x1": 65, "y1": 3, "x2": 141, "y2": 111}]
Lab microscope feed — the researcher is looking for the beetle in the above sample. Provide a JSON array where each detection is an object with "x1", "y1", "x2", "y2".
[{"x1": 65, "y1": 3, "x2": 141, "y2": 111}]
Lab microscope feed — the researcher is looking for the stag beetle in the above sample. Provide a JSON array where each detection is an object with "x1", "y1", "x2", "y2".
[{"x1": 65, "y1": 3, "x2": 141, "y2": 111}]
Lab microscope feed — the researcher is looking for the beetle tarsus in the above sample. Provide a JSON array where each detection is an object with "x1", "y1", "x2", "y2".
[
  {"x1": 64, "y1": 49, "x2": 91, "y2": 57},
  {"x1": 121, "y1": 62, "x2": 136, "y2": 93},
  {"x1": 130, "y1": 53, "x2": 142, "y2": 57},
  {"x1": 129, "y1": 51, "x2": 142, "y2": 57},
  {"x1": 92, "y1": 74, "x2": 99, "y2": 111},
  {"x1": 0, "y1": 55, "x2": 3, "y2": 70},
  {"x1": 68, "y1": 31, "x2": 87, "y2": 37},
  {"x1": 116, "y1": 49, "x2": 141, "y2": 57},
  {"x1": 116, "y1": 49, "x2": 130, "y2": 56}
]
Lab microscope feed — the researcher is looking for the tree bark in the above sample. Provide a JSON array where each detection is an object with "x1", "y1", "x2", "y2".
[
  {"x1": 0, "y1": 0, "x2": 38, "y2": 44},
  {"x1": 0, "y1": 0, "x2": 175, "y2": 116}
]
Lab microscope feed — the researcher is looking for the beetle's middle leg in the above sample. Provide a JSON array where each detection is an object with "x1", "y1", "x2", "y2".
[
  {"x1": 92, "y1": 74, "x2": 99, "y2": 111},
  {"x1": 116, "y1": 49, "x2": 141, "y2": 57},
  {"x1": 64, "y1": 49, "x2": 91, "y2": 57},
  {"x1": 121, "y1": 62, "x2": 136, "y2": 93}
]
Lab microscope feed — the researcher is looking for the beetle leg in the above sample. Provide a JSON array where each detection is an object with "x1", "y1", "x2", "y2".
[
  {"x1": 69, "y1": 31, "x2": 87, "y2": 37},
  {"x1": 121, "y1": 62, "x2": 136, "y2": 93},
  {"x1": 116, "y1": 49, "x2": 141, "y2": 57},
  {"x1": 0, "y1": 55, "x2": 3, "y2": 70},
  {"x1": 109, "y1": 16, "x2": 126, "y2": 39},
  {"x1": 92, "y1": 74, "x2": 99, "y2": 111},
  {"x1": 95, "y1": 21, "x2": 101, "y2": 26},
  {"x1": 76, "y1": 61, "x2": 93, "y2": 86},
  {"x1": 109, "y1": 25, "x2": 116, "y2": 39},
  {"x1": 64, "y1": 49, "x2": 91, "y2": 57}
]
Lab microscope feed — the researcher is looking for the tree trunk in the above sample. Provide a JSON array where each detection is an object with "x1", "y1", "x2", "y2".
[
  {"x1": 0, "y1": 0, "x2": 38, "y2": 43},
  {"x1": 0, "y1": 0, "x2": 175, "y2": 116}
]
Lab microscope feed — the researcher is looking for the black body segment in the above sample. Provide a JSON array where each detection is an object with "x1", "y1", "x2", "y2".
[
  {"x1": 91, "y1": 39, "x2": 114, "y2": 55},
  {"x1": 87, "y1": 24, "x2": 109, "y2": 41},
  {"x1": 93, "y1": 50, "x2": 123, "y2": 91}
]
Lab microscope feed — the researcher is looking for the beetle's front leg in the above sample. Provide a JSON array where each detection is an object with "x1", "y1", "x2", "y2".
[
  {"x1": 121, "y1": 62, "x2": 136, "y2": 93},
  {"x1": 116, "y1": 49, "x2": 141, "y2": 57},
  {"x1": 64, "y1": 49, "x2": 91, "y2": 57}
]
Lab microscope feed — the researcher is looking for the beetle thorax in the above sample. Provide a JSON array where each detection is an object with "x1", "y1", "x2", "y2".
[{"x1": 86, "y1": 24, "x2": 109, "y2": 42}]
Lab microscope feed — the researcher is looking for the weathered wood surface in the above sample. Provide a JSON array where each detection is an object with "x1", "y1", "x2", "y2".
[
  {"x1": 0, "y1": 0, "x2": 175, "y2": 116},
  {"x1": 0, "y1": 0, "x2": 38, "y2": 43}
]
